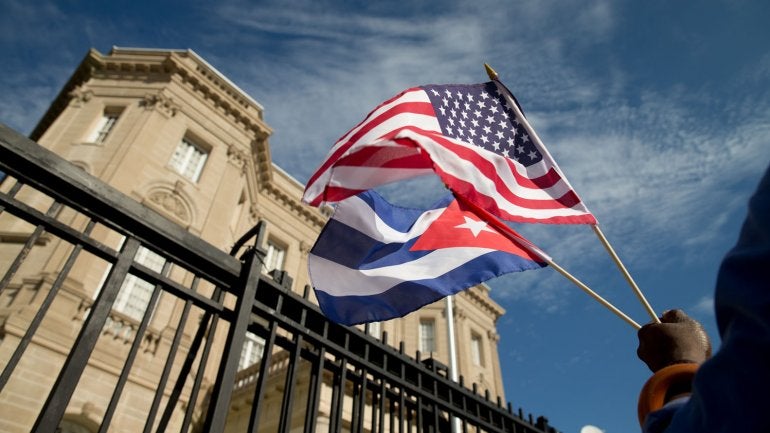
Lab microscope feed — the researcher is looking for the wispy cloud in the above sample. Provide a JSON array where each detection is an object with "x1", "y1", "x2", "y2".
[
  {"x1": 691, "y1": 295, "x2": 714, "y2": 317},
  {"x1": 205, "y1": 0, "x2": 625, "y2": 183}
]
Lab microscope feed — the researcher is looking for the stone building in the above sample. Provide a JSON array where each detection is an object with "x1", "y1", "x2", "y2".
[{"x1": 0, "y1": 47, "x2": 506, "y2": 432}]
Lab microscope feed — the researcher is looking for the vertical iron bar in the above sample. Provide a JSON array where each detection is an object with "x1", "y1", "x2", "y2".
[
  {"x1": 98, "y1": 259, "x2": 173, "y2": 433},
  {"x1": 31, "y1": 237, "x2": 140, "y2": 433},
  {"x1": 329, "y1": 356, "x2": 348, "y2": 433},
  {"x1": 416, "y1": 368, "x2": 423, "y2": 433},
  {"x1": 389, "y1": 392, "x2": 396, "y2": 433},
  {"x1": 201, "y1": 248, "x2": 262, "y2": 432},
  {"x1": 303, "y1": 345, "x2": 326, "y2": 432},
  {"x1": 0, "y1": 219, "x2": 95, "y2": 392},
  {"x1": 432, "y1": 379, "x2": 440, "y2": 433},
  {"x1": 0, "y1": 201, "x2": 62, "y2": 294},
  {"x1": 276, "y1": 340, "x2": 301, "y2": 433},
  {"x1": 351, "y1": 369, "x2": 362, "y2": 433},
  {"x1": 407, "y1": 402, "x2": 413, "y2": 433},
  {"x1": 377, "y1": 379, "x2": 386, "y2": 433},
  {"x1": 178, "y1": 300, "x2": 202, "y2": 433},
  {"x1": 474, "y1": 387, "x2": 482, "y2": 433},
  {"x1": 398, "y1": 354, "x2": 406, "y2": 433},
  {"x1": 378, "y1": 335, "x2": 388, "y2": 433},
  {"x1": 277, "y1": 297, "x2": 307, "y2": 433},
  {"x1": 355, "y1": 343, "x2": 370, "y2": 433},
  {"x1": 461, "y1": 389, "x2": 469, "y2": 433},
  {"x1": 144, "y1": 311, "x2": 201, "y2": 433},
  {"x1": 153, "y1": 285, "x2": 218, "y2": 433},
  {"x1": 370, "y1": 381, "x2": 378, "y2": 433},
  {"x1": 506, "y1": 403, "x2": 515, "y2": 433},
  {"x1": 369, "y1": 379, "x2": 385, "y2": 433},
  {"x1": 246, "y1": 318, "x2": 279, "y2": 433}
]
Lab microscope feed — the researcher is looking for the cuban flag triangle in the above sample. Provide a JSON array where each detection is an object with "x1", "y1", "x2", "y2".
[{"x1": 308, "y1": 190, "x2": 548, "y2": 325}]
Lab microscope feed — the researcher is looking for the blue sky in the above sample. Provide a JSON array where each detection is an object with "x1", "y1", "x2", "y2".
[{"x1": 1, "y1": 1, "x2": 769, "y2": 432}]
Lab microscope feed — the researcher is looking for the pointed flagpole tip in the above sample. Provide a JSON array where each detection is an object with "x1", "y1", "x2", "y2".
[{"x1": 484, "y1": 63, "x2": 499, "y2": 81}]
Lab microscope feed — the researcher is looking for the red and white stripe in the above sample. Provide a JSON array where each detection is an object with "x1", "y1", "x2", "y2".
[{"x1": 302, "y1": 86, "x2": 596, "y2": 225}]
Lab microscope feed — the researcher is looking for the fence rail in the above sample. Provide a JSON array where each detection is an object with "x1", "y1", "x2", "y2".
[{"x1": 0, "y1": 123, "x2": 557, "y2": 433}]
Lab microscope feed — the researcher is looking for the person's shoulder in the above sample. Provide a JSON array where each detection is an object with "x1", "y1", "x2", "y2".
[{"x1": 643, "y1": 397, "x2": 689, "y2": 433}]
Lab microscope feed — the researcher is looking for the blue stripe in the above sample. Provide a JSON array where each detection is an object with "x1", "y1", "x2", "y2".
[
  {"x1": 360, "y1": 190, "x2": 453, "y2": 232},
  {"x1": 310, "y1": 218, "x2": 435, "y2": 268},
  {"x1": 311, "y1": 191, "x2": 453, "y2": 268},
  {"x1": 311, "y1": 218, "x2": 383, "y2": 268},
  {"x1": 315, "y1": 250, "x2": 544, "y2": 325}
]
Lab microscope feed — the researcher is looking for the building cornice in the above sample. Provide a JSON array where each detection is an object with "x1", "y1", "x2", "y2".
[
  {"x1": 31, "y1": 48, "x2": 272, "y2": 142},
  {"x1": 262, "y1": 181, "x2": 329, "y2": 230},
  {"x1": 458, "y1": 285, "x2": 506, "y2": 320},
  {"x1": 165, "y1": 51, "x2": 273, "y2": 140}
]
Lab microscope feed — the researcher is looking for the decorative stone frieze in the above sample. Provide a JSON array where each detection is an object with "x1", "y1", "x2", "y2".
[
  {"x1": 68, "y1": 86, "x2": 94, "y2": 107},
  {"x1": 248, "y1": 204, "x2": 261, "y2": 222},
  {"x1": 454, "y1": 307, "x2": 468, "y2": 322},
  {"x1": 140, "y1": 92, "x2": 179, "y2": 118},
  {"x1": 147, "y1": 189, "x2": 190, "y2": 223},
  {"x1": 227, "y1": 144, "x2": 249, "y2": 169},
  {"x1": 300, "y1": 241, "x2": 311, "y2": 256},
  {"x1": 141, "y1": 181, "x2": 194, "y2": 226}
]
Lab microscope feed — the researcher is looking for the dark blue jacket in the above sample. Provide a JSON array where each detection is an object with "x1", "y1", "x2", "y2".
[{"x1": 645, "y1": 165, "x2": 770, "y2": 432}]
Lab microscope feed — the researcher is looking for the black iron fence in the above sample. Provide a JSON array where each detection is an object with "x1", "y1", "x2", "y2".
[{"x1": 0, "y1": 123, "x2": 557, "y2": 433}]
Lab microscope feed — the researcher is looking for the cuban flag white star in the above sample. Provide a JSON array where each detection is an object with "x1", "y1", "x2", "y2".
[{"x1": 454, "y1": 216, "x2": 495, "y2": 237}]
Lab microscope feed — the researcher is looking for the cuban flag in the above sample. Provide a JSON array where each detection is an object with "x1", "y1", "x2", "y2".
[{"x1": 308, "y1": 190, "x2": 547, "y2": 325}]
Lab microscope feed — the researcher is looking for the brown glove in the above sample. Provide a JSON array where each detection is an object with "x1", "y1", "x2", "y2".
[{"x1": 637, "y1": 309, "x2": 712, "y2": 373}]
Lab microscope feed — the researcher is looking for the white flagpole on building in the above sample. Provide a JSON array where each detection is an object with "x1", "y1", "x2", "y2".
[{"x1": 446, "y1": 295, "x2": 461, "y2": 433}]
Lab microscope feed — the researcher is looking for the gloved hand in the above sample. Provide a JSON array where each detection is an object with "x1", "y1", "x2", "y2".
[{"x1": 637, "y1": 309, "x2": 712, "y2": 373}]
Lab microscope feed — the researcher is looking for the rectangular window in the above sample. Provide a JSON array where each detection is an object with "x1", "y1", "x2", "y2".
[
  {"x1": 471, "y1": 333, "x2": 484, "y2": 366},
  {"x1": 113, "y1": 246, "x2": 167, "y2": 321},
  {"x1": 87, "y1": 111, "x2": 120, "y2": 143},
  {"x1": 419, "y1": 319, "x2": 435, "y2": 353},
  {"x1": 169, "y1": 137, "x2": 208, "y2": 182},
  {"x1": 262, "y1": 240, "x2": 286, "y2": 275},
  {"x1": 238, "y1": 332, "x2": 266, "y2": 370}
]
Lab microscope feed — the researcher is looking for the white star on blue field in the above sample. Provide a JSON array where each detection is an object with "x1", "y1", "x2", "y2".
[{"x1": 2, "y1": 1, "x2": 769, "y2": 432}]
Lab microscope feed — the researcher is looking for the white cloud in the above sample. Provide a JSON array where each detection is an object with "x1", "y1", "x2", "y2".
[
  {"x1": 691, "y1": 295, "x2": 714, "y2": 317},
  {"x1": 204, "y1": 0, "x2": 628, "y2": 195},
  {"x1": 0, "y1": 0, "x2": 65, "y2": 44}
]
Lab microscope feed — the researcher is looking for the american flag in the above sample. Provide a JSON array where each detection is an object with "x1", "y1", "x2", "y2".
[{"x1": 303, "y1": 81, "x2": 596, "y2": 224}]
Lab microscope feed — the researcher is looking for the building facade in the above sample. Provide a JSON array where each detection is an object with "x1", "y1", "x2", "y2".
[{"x1": 0, "y1": 47, "x2": 507, "y2": 432}]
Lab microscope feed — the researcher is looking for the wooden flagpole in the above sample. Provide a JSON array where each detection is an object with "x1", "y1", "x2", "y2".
[
  {"x1": 483, "y1": 63, "x2": 660, "y2": 325},
  {"x1": 591, "y1": 225, "x2": 660, "y2": 323},
  {"x1": 540, "y1": 255, "x2": 641, "y2": 330},
  {"x1": 455, "y1": 193, "x2": 641, "y2": 330}
]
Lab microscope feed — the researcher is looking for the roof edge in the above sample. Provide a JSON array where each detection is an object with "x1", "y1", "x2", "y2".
[{"x1": 111, "y1": 46, "x2": 265, "y2": 111}]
